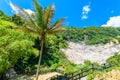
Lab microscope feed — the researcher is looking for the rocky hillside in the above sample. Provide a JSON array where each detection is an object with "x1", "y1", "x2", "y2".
[{"x1": 61, "y1": 41, "x2": 120, "y2": 64}]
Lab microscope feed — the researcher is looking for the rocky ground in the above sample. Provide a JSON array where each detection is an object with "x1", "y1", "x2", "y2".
[{"x1": 61, "y1": 41, "x2": 120, "y2": 64}]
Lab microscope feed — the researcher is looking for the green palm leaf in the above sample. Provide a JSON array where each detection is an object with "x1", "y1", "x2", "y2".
[
  {"x1": 43, "y1": 4, "x2": 55, "y2": 28},
  {"x1": 33, "y1": 0, "x2": 43, "y2": 28}
]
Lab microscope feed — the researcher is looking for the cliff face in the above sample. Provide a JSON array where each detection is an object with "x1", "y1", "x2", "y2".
[{"x1": 61, "y1": 41, "x2": 120, "y2": 64}]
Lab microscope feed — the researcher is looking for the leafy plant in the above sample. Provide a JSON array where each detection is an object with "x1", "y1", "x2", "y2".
[
  {"x1": 107, "y1": 53, "x2": 120, "y2": 66},
  {"x1": 0, "y1": 20, "x2": 38, "y2": 75}
]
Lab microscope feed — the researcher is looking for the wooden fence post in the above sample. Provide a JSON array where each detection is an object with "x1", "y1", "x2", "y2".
[
  {"x1": 103, "y1": 64, "x2": 106, "y2": 69},
  {"x1": 65, "y1": 73, "x2": 67, "y2": 79},
  {"x1": 81, "y1": 69, "x2": 83, "y2": 77},
  {"x1": 91, "y1": 64, "x2": 94, "y2": 73},
  {"x1": 79, "y1": 74, "x2": 81, "y2": 79},
  {"x1": 92, "y1": 64, "x2": 94, "y2": 69},
  {"x1": 71, "y1": 73, "x2": 74, "y2": 80},
  {"x1": 57, "y1": 75, "x2": 59, "y2": 80}
]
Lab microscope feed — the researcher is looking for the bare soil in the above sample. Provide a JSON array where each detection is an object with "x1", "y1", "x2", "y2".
[
  {"x1": 94, "y1": 70, "x2": 120, "y2": 80},
  {"x1": 29, "y1": 72, "x2": 61, "y2": 80}
]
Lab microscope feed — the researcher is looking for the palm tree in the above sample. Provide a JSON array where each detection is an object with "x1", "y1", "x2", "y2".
[{"x1": 12, "y1": 0, "x2": 65, "y2": 80}]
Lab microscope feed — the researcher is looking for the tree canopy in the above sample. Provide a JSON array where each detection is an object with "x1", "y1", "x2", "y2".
[{"x1": 61, "y1": 27, "x2": 120, "y2": 44}]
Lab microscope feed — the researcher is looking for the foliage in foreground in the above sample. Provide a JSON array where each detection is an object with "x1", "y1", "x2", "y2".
[
  {"x1": 0, "y1": 10, "x2": 67, "y2": 75},
  {"x1": 15, "y1": 34, "x2": 67, "y2": 73},
  {"x1": 0, "y1": 19, "x2": 39, "y2": 74}
]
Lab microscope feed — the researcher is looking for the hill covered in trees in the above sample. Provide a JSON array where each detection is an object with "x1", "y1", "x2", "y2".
[{"x1": 60, "y1": 27, "x2": 120, "y2": 44}]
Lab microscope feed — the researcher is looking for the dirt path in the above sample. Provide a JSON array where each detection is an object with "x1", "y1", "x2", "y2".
[
  {"x1": 30, "y1": 72, "x2": 61, "y2": 80},
  {"x1": 94, "y1": 70, "x2": 120, "y2": 80}
]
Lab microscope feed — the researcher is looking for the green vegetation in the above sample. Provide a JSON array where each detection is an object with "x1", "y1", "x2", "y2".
[
  {"x1": 0, "y1": 19, "x2": 38, "y2": 74},
  {"x1": 0, "y1": 2, "x2": 120, "y2": 79},
  {"x1": 107, "y1": 53, "x2": 120, "y2": 66},
  {"x1": 15, "y1": 34, "x2": 67, "y2": 74},
  {"x1": 0, "y1": 10, "x2": 66, "y2": 78},
  {"x1": 0, "y1": 19, "x2": 15, "y2": 27},
  {"x1": 0, "y1": 10, "x2": 11, "y2": 21},
  {"x1": 61, "y1": 27, "x2": 120, "y2": 44}
]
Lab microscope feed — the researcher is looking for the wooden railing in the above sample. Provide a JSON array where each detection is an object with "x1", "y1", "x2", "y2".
[{"x1": 47, "y1": 63, "x2": 113, "y2": 80}]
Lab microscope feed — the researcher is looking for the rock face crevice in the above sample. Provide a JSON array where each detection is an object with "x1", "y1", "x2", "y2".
[{"x1": 61, "y1": 41, "x2": 120, "y2": 64}]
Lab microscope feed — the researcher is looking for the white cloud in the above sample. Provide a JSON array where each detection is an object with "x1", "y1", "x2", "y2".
[
  {"x1": 83, "y1": 5, "x2": 90, "y2": 14},
  {"x1": 81, "y1": 15, "x2": 88, "y2": 19},
  {"x1": 24, "y1": 9, "x2": 34, "y2": 14},
  {"x1": 9, "y1": 1, "x2": 19, "y2": 14},
  {"x1": 9, "y1": 1, "x2": 34, "y2": 15},
  {"x1": 81, "y1": 4, "x2": 91, "y2": 20},
  {"x1": 102, "y1": 16, "x2": 120, "y2": 27}
]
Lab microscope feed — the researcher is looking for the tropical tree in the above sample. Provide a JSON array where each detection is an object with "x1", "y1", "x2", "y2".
[{"x1": 12, "y1": 0, "x2": 65, "y2": 80}]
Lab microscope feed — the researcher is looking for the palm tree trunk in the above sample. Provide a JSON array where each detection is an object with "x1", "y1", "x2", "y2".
[{"x1": 36, "y1": 35, "x2": 45, "y2": 80}]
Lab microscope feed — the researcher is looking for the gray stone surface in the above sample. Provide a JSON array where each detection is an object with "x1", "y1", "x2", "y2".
[{"x1": 61, "y1": 41, "x2": 120, "y2": 64}]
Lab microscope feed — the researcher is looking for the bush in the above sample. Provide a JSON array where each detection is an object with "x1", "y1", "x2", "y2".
[
  {"x1": 0, "y1": 21, "x2": 38, "y2": 74},
  {"x1": 107, "y1": 53, "x2": 120, "y2": 66}
]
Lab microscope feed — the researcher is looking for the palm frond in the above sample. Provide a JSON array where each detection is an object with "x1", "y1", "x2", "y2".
[
  {"x1": 11, "y1": 3, "x2": 42, "y2": 34},
  {"x1": 13, "y1": 26, "x2": 40, "y2": 34},
  {"x1": 13, "y1": 4, "x2": 37, "y2": 28},
  {"x1": 48, "y1": 17, "x2": 65, "y2": 34},
  {"x1": 33, "y1": 0, "x2": 43, "y2": 28},
  {"x1": 48, "y1": 26, "x2": 65, "y2": 34},
  {"x1": 17, "y1": 14, "x2": 41, "y2": 33},
  {"x1": 49, "y1": 18, "x2": 65, "y2": 31},
  {"x1": 43, "y1": 4, "x2": 55, "y2": 28}
]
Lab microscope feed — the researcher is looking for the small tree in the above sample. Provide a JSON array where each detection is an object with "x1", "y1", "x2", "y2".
[{"x1": 12, "y1": 0, "x2": 65, "y2": 80}]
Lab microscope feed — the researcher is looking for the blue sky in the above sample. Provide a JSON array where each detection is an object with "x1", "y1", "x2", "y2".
[{"x1": 0, "y1": 0, "x2": 120, "y2": 27}]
